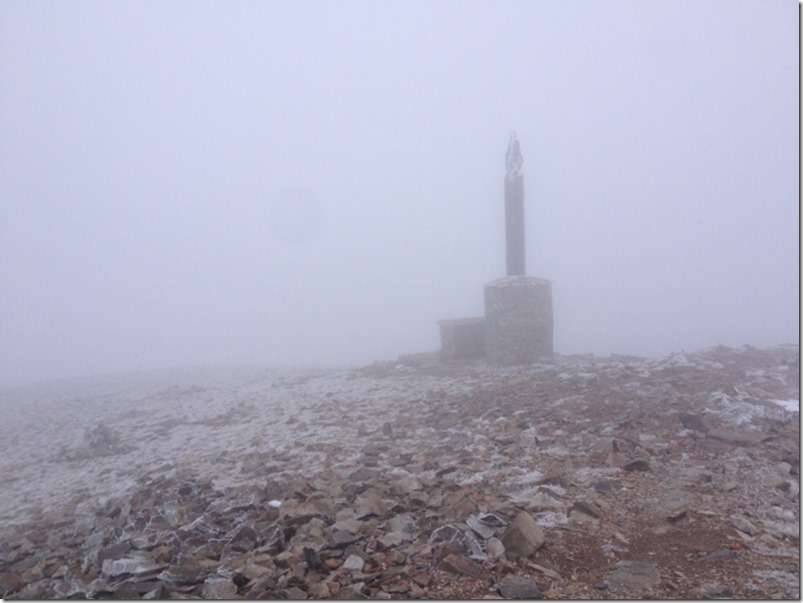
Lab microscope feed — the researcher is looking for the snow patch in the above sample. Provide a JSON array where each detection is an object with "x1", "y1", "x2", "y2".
[{"x1": 770, "y1": 399, "x2": 799, "y2": 413}]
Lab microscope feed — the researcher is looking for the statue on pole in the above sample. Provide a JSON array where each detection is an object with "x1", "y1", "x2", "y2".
[{"x1": 505, "y1": 131, "x2": 525, "y2": 276}]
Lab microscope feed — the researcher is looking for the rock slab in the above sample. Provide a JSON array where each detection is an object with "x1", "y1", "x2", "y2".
[
  {"x1": 498, "y1": 574, "x2": 543, "y2": 599},
  {"x1": 501, "y1": 511, "x2": 545, "y2": 559}
]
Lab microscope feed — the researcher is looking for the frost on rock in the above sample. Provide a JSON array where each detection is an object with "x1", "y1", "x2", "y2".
[
  {"x1": 0, "y1": 343, "x2": 798, "y2": 599},
  {"x1": 771, "y1": 399, "x2": 800, "y2": 413}
]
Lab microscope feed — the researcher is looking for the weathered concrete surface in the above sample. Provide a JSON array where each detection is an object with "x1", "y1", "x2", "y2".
[
  {"x1": 485, "y1": 276, "x2": 553, "y2": 365},
  {"x1": 438, "y1": 317, "x2": 486, "y2": 361}
]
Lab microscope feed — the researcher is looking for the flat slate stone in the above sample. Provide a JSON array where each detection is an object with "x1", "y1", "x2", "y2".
[
  {"x1": 679, "y1": 412, "x2": 710, "y2": 432},
  {"x1": 498, "y1": 574, "x2": 543, "y2": 599},
  {"x1": 342, "y1": 554, "x2": 365, "y2": 571},
  {"x1": 707, "y1": 429, "x2": 769, "y2": 446},
  {"x1": 439, "y1": 554, "x2": 489, "y2": 581},
  {"x1": 606, "y1": 560, "x2": 660, "y2": 592},
  {"x1": 202, "y1": 577, "x2": 238, "y2": 599},
  {"x1": 96, "y1": 541, "x2": 132, "y2": 564},
  {"x1": 700, "y1": 549, "x2": 737, "y2": 562}
]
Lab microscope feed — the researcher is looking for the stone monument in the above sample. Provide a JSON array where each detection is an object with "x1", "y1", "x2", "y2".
[
  {"x1": 484, "y1": 132, "x2": 554, "y2": 364},
  {"x1": 436, "y1": 132, "x2": 553, "y2": 364}
]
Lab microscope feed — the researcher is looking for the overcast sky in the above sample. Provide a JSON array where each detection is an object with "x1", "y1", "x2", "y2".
[{"x1": 0, "y1": 0, "x2": 798, "y2": 386}]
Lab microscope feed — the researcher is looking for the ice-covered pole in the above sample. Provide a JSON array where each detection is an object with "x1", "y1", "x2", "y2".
[{"x1": 504, "y1": 131, "x2": 525, "y2": 276}]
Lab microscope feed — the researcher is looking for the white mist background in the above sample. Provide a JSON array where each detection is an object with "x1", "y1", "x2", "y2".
[{"x1": 0, "y1": 1, "x2": 798, "y2": 385}]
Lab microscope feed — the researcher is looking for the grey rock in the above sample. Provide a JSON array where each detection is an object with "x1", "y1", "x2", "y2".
[
  {"x1": 429, "y1": 524, "x2": 465, "y2": 547},
  {"x1": 593, "y1": 479, "x2": 620, "y2": 493},
  {"x1": 439, "y1": 553, "x2": 489, "y2": 581},
  {"x1": 388, "y1": 514, "x2": 416, "y2": 540},
  {"x1": 466, "y1": 514, "x2": 497, "y2": 539},
  {"x1": 124, "y1": 580, "x2": 166, "y2": 597},
  {"x1": 463, "y1": 529, "x2": 485, "y2": 559},
  {"x1": 606, "y1": 560, "x2": 660, "y2": 592},
  {"x1": 101, "y1": 557, "x2": 164, "y2": 579},
  {"x1": 699, "y1": 549, "x2": 737, "y2": 562},
  {"x1": 376, "y1": 532, "x2": 406, "y2": 548},
  {"x1": 158, "y1": 563, "x2": 208, "y2": 585},
  {"x1": 764, "y1": 474, "x2": 790, "y2": 490},
  {"x1": 226, "y1": 523, "x2": 259, "y2": 551},
  {"x1": 334, "y1": 583, "x2": 364, "y2": 599},
  {"x1": 571, "y1": 500, "x2": 601, "y2": 519},
  {"x1": 330, "y1": 529, "x2": 362, "y2": 548},
  {"x1": 622, "y1": 459, "x2": 650, "y2": 472},
  {"x1": 501, "y1": 512, "x2": 545, "y2": 559},
  {"x1": 679, "y1": 413, "x2": 710, "y2": 432},
  {"x1": 590, "y1": 437, "x2": 616, "y2": 456},
  {"x1": 696, "y1": 438, "x2": 732, "y2": 454},
  {"x1": 342, "y1": 553, "x2": 365, "y2": 571},
  {"x1": 730, "y1": 515, "x2": 758, "y2": 535},
  {"x1": 707, "y1": 429, "x2": 768, "y2": 446},
  {"x1": 776, "y1": 461, "x2": 793, "y2": 476},
  {"x1": 660, "y1": 489, "x2": 695, "y2": 521},
  {"x1": 498, "y1": 574, "x2": 543, "y2": 599},
  {"x1": 202, "y1": 576, "x2": 238, "y2": 599},
  {"x1": 486, "y1": 537, "x2": 505, "y2": 559},
  {"x1": 285, "y1": 585, "x2": 308, "y2": 599},
  {"x1": 96, "y1": 540, "x2": 132, "y2": 564},
  {"x1": 394, "y1": 475, "x2": 422, "y2": 494}
]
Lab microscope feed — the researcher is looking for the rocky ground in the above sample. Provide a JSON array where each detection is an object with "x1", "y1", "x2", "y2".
[{"x1": 0, "y1": 343, "x2": 799, "y2": 599}]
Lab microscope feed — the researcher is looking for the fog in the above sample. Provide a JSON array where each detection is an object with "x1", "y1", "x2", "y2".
[{"x1": 0, "y1": 1, "x2": 798, "y2": 386}]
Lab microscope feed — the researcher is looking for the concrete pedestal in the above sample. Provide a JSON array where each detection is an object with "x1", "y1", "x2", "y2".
[
  {"x1": 438, "y1": 317, "x2": 486, "y2": 361},
  {"x1": 485, "y1": 276, "x2": 553, "y2": 365}
]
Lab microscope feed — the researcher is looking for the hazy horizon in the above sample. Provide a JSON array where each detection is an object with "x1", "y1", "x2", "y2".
[{"x1": 1, "y1": 1, "x2": 798, "y2": 387}]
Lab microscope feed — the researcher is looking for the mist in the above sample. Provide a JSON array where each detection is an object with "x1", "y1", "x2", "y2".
[{"x1": 0, "y1": 0, "x2": 798, "y2": 386}]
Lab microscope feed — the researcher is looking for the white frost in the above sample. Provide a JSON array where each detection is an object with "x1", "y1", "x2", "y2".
[{"x1": 770, "y1": 399, "x2": 799, "y2": 413}]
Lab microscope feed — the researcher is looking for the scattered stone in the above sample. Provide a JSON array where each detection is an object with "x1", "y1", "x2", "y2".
[
  {"x1": 590, "y1": 437, "x2": 617, "y2": 459},
  {"x1": 527, "y1": 562, "x2": 562, "y2": 581},
  {"x1": 486, "y1": 537, "x2": 505, "y2": 559},
  {"x1": 202, "y1": 576, "x2": 238, "y2": 599},
  {"x1": 699, "y1": 549, "x2": 737, "y2": 562},
  {"x1": 679, "y1": 413, "x2": 710, "y2": 432},
  {"x1": 622, "y1": 459, "x2": 650, "y2": 472},
  {"x1": 730, "y1": 515, "x2": 758, "y2": 535},
  {"x1": 593, "y1": 479, "x2": 619, "y2": 493},
  {"x1": 388, "y1": 513, "x2": 417, "y2": 540},
  {"x1": 775, "y1": 461, "x2": 793, "y2": 476},
  {"x1": 466, "y1": 514, "x2": 499, "y2": 539},
  {"x1": 571, "y1": 500, "x2": 601, "y2": 519},
  {"x1": 334, "y1": 584, "x2": 364, "y2": 599},
  {"x1": 764, "y1": 475, "x2": 789, "y2": 490},
  {"x1": 498, "y1": 574, "x2": 543, "y2": 599},
  {"x1": 439, "y1": 553, "x2": 489, "y2": 581},
  {"x1": 660, "y1": 489, "x2": 694, "y2": 522},
  {"x1": 0, "y1": 344, "x2": 798, "y2": 600},
  {"x1": 695, "y1": 438, "x2": 732, "y2": 454},
  {"x1": 101, "y1": 557, "x2": 164, "y2": 579},
  {"x1": 97, "y1": 540, "x2": 132, "y2": 563},
  {"x1": 707, "y1": 429, "x2": 769, "y2": 446},
  {"x1": 698, "y1": 582, "x2": 732, "y2": 597},
  {"x1": 606, "y1": 560, "x2": 661, "y2": 592},
  {"x1": 341, "y1": 554, "x2": 365, "y2": 571},
  {"x1": 501, "y1": 512, "x2": 545, "y2": 560},
  {"x1": 330, "y1": 529, "x2": 362, "y2": 548},
  {"x1": 285, "y1": 585, "x2": 308, "y2": 599},
  {"x1": 158, "y1": 564, "x2": 208, "y2": 586}
]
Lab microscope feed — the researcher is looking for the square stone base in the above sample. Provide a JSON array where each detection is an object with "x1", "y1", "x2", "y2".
[{"x1": 485, "y1": 276, "x2": 553, "y2": 365}]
